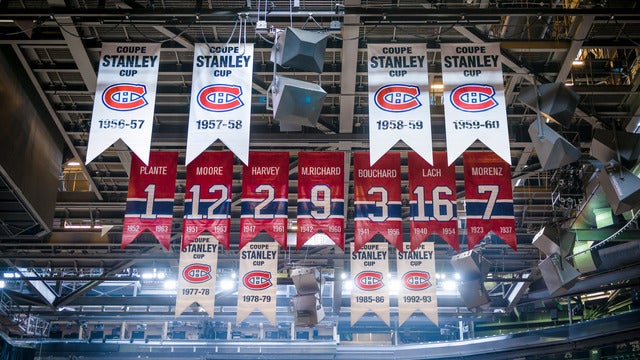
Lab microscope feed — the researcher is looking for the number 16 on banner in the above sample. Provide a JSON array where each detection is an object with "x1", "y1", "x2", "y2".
[
  {"x1": 408, "y1": 152, "x2": 459, "y2": 252},
  {"x1": 463, "y1": 152, "x2": 517, "y2": 251}
]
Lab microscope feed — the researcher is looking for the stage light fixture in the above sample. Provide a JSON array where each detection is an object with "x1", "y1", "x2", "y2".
[
  {"x1": 538, "y1": 253, "x2": 580, "y2": 295},
  {"x1": 528, "y1": 119, "x2": 581, "y2": 170},
  {"x1": 271, "y1": 27, "x2": 328, "y2": 73},
  {"x1": 271, "y1": 76, "x2": 327, "y2": 127},
  {"x1": 518, "y1": 83, "x2": 579, "y2": 127}
]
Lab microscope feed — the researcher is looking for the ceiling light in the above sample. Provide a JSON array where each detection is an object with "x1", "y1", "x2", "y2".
[
  {"x1": 66, "y1": 161, "x2": 81, "y2": 167},
  {"x1": 0, "y1": 280, "x2": 5, "y2": 289},
  {"x1": 442, "y1": 280, "x2": 458, "y2": 291},
  {"x1": 220, "y1": 279, "x2": 234, "y2": 291},
  {"x1": 572, "y1": 60, "x2": 584, "y2": 66},
  {"x1": 163, "y1": 280, "x2": 176, "y2": 290},
  {"x1": 431, "y1": 83, "x2": 444, "y2": 91},
  {"x1": 141, "y1": 272, "x2": 154, "y2": 280}
]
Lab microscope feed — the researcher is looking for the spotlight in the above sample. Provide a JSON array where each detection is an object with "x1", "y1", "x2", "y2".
[
  {"x1": 518, "y1": 83, "x2": 580, "y2": 127},
  {"x1": 271, "y1": 76, "x2": 327, "y2": 127},
  {"x1": 528, "y1": 119, "x2": 581, "y2": 170},
  {"x1": 596, "y1": 165, "x2": 640, "y2": 215},
  {"x1": 271, "y1": 27, "x2": 328, "y2": 73},
  {"x1": 538, "y1": 253, "x2": 580, "y2": 295}
]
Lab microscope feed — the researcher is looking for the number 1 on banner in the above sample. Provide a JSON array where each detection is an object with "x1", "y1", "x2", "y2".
[
  {"x1": 255, "y1": 184, "x2": 276, "y2": 220},
  {"x1": 478, "y1": 185, "x2": 499, "y2": 220},
  {"x1": 187, "y1": 184, "x2": 229, "y2": 220},
  {"x1": 141, "y1": 184, "x2": 157, "y2": 219},
  {"x1": 310, "y1": 184, "x2": 331, "y2": 220}
]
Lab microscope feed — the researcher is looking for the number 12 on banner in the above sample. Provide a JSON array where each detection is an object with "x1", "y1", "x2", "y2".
[{"x1": 185, "y1": 184, "x2": 230, "y2": 220}]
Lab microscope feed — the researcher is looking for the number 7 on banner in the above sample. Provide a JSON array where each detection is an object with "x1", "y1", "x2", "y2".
[{"x1": 462, "y1": 152, "x2": 517, "y2": 251}]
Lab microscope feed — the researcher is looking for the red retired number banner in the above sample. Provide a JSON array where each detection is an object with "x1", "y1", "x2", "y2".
[
  {"x1": 297, "y1": 152, "x2": 345, "y2": 250},
  {"x1": 122, "y1": 151, "x2": 178, "y2": 250},
  {"x1": 240, "y1": 152, "x2": 290, "y2": 249},
  {"x1": 182, "y1": 151, "x2": 233, "y2": 250},
  {"x1": 463, "y1": 152, "x2": 517, "y2": 251},
  {"x1": 408, "y1": 152, "x2": 459, "y2": 252},
  {"x1": 353, "y1": 152, "x2": 402, "y2": 252}
]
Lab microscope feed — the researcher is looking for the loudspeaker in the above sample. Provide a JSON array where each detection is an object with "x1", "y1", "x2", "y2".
[
  {"x1": 596, "y1": 166, "x2": 640, "y2": 215},
  {"x1": 538, "y1": 253, "x2": 580, "y2": 295},
  {"x1": 291, "y1": 267, "x2": 322, "y2": 295},
  {"x1": 458, "y1": 278, "x2": 490, "y2": 309},
  {"x1": 450, "y1": 250, "x2": 489, "y2": 281},
  {"x1": 518, "y1": 83, "x2": 579, "y2": 127},
  {"x1": 272, "y1": 76, "x2": 327, "y2": 127},
  {"x1": 532, "y1": 226, "x2": 575, "y2": 257},
  {"x1": 590, "y1": 129, "x2": 640, "y2": 165},
  {"x1": 271, "y1": 27, "x2": 328, "y2": 73},
  {"x1": 292, "y1": 294, "x2": 325, "y2": 326},
  {"x1": 572, "y1": 241, "x2": 602, "y2": 273},
  {"x1": 528, "y1": 119, "x2": 581, "y2": 170}
]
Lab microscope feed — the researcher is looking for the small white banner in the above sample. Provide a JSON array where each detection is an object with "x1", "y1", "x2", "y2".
[
  {"x1": 441, "y1": 43, "x2": 511, "y2": 165},
  {"x1": 237, "y1": 242, "x2": 278, "y2": 325},
  {"x1": 397, "y1": 242, "x2": 438, "y2": 326},
  {"x1": 367, "y1": 43, "x2": 433, "y2": 166},
  {"x1": 185, "y1": 43, "x2": 254, "y2": 166},
  {"x1": 175, "y1": 235, "x2": 219, "y2": 317},
  {"x1": 86, "y1": 43, "x2": 161, "y2": 165},
  {"x1": 350, "y1": 242, "x2": 390, "y2": 326}
]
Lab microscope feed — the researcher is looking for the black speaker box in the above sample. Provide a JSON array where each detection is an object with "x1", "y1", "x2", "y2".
[
  {"x1": 271, "y1": 27, "x2": 328, "y2": 73},
  {"x1": 272, "y1": 76, "x2": 327, "y2": 127},
  {"x1": 538, "y1": 253, "x2": 580, "y2": 295},
  {"x1": 528, "y1": 119, "x2": 581, "y2": 170},
  {"x1": 518, "y1": 83, "x2": 579, "y2": 127}
]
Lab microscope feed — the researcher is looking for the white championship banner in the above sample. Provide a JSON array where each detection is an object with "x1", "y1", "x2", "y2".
[
  {"x1": 237, "y1": 242, "x2": 278, "y2": 325},
  {"x1": 397, "y1": 242, "x2": 438, "y2": 326},
  {"x1": 350, "y1": 242, "x2": 390, "y2": 326},
  {"x1": 441, "y1": 43, "x2": 510, "y2": 165},
  {"x1": 367, "y1": 43, "x2": 433, "y2": 165},
  {"x1": 186, "y1": 43, "x2": 254, "y2": 166},
  {"x1": 87, "y1": 43, "x2": 161, "y2": 165},
  {"x1": 175, "y1": 235, "x2": 219, "y2": 317}
]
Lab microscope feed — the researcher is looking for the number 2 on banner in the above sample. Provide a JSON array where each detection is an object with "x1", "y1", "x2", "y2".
[
  {"x1": 478, "y1": 184, "x2": 499, "y2": 220},
  {"x1": 413, "y1": 186, "x2": 454, "y2": 221},
  {"x1": 141, "y1": 184, "x2": 157, "y2": 219},
  {"x1": 186, "y1": 184, "x2": 229, "y2": 220},
  {"x1": 255, "y1": 184, "x2": 276, "y2": 220},
  {"x1": 367, "y1": 186, "x2": 388, "y2": 222},
  {"x1": 310, "y1": 184, "x2": 331, "y2": 220}
]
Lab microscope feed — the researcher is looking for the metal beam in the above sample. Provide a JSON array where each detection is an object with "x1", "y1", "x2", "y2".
[
  {"x1": 339, "y1": 13, "x2": 360, "y2": 133},
  {"x1": 555, "y1": 16, "x2": 595, "y2": 83}
]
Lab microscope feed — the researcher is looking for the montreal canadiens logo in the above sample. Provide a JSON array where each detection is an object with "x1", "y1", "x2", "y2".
[
  {"x1": 197, "y1": 84, "x2": 244, "y2": 112},
  {"x1": 182, "y1": 263, "x2": 212, "y2": 284},
  {"x1": 402, "y1": 271, "x2": 432, "y2": 291},
  {"x1": 102, "y1": 83, "x2": 148, "y2": 111},
  {"x1": 243, "y1": 270, "x2": 272, "y2": 290},
  {"x1": 355, "y1": 271, "x2": 384, "y2": 291},
  {"x1": 450, "y1": 84, "x2": 498, "y2": 112},
  {"x1": 374, "y1": 84, "x2": 421, "y2": 112}
]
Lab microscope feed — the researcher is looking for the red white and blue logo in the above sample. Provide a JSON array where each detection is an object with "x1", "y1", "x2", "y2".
[
  {"x1": 102, "y1": 83, "x2": 148, "y2": 111},
  {"x1": 402, "y1": 271, "x2": 432, "y2": 291},
  {"x1": 243, "y1": 270, "x2": 272, "y2": 290},
  {"x1": 197, "y1": 84, "x2": 244, "y2": 112},
  {"x1": 182, "y1": 263, "x2": 212, "y2": 283},
  {"x1": 450, "y1": 84, "x2": 498, "y2": 112},
  {"x1": 355, "y1": 271, "x2": 384, "y2": 291},
  {"x1": 374, "y1": 84, "x2": 421, "y2": 112}
]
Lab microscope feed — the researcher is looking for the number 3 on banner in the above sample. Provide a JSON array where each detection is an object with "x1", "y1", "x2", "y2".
[
  {"x1": 186, "y1": 184, "x2": 229, "y2": 220},
  {"x1": 367, "y1": 186, "x2": 388, "y2": 222},
  {"x1": 310, "y1": 184, "x2": 331, "y2": 220},
  {"x1": 255, "y1": 184, "x2": 276, "y2": 220},
  {"x1": 478, "y1": 185, "x2": 499, "y2": 220},
  {"x1": 413, "y1": 186, "x2": 454, "y2": 222}
]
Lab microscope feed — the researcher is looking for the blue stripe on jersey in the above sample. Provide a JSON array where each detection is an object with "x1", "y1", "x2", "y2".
[
  {"x1": 125, "y1": 200, "x2": 174, "y2": 216},
  {"x1": 354, "y1": 203, "x2": 402, "y2": 219},
  {"x1": 297, "y1": 201, "x2": 344, "y2": 217},
  {"x1": 465, "y1": 201, "x2": 514, "y2": 217},
  {"x1": 184, "y1": 200, "x2": 230, "y2": 217},
  {"x1": 409, "y1": 203, "x2": 458, "y2": 219},
  {"x1": 241, "y1": 200, "x2": 288, "y2": 216}
]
